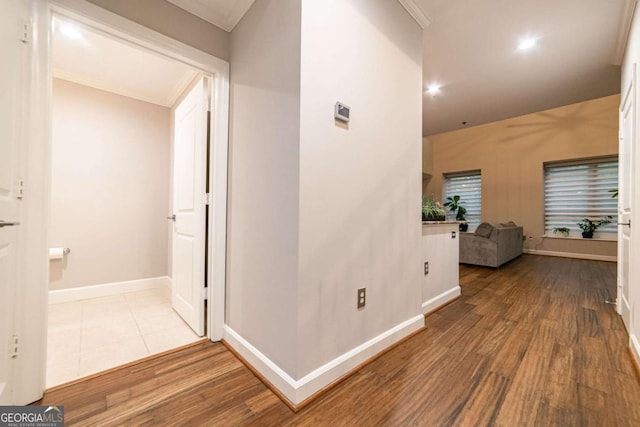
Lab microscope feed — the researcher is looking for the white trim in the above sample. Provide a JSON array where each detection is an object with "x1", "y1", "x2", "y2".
[
  {"x1": 421, "y1": 287, "x2": 461, "y2": 313},
  {"x1": 223, "y1": 315, "x2": 425, "y2": 405},
  {"x1": 397, "y1": 0, "x2": 432, "y2": 29},
  {"x1": 52, "y1": 67, "x2": 197, "y2": 108},
  {"x1": 208, "y1": 65, "x2": 229, "y2": 342},
  {"x1": 523, "y1": 249, "x2": 617, "y2": 262},
  {"x1": 48, "y1": 276, "x2": 170, "y2": 304},
  {"x1": 542, "y1": 235, "x2": 617, "y2": 242},
  {"x1": 49, "y1": 0, "x2": 228, "y2": 74},
  {"x1": 615, "y1": 0, "x2": 639, "y2": 65},
  {"x1": 630, "y1": 334, "x2": 640, "y2": 367}
]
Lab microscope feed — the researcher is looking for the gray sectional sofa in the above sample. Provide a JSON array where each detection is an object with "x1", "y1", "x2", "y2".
[{"x1": 459, "y1": 222, "x2": 523, "y2": 267}]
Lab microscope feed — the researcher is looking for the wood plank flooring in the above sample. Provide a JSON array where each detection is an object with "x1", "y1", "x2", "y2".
[{"x1": 38, "y1": 255, "x2": 640, "y2": 426}]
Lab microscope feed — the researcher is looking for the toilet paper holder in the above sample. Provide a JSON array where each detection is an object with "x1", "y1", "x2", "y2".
[{"x1": 49, "y1": 247, "x2": 71, "y2": 260}]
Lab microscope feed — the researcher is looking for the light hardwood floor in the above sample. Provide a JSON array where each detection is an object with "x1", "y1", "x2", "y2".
[{"x1": 38, "y1": 255, "x2": 640, "y2": 426}]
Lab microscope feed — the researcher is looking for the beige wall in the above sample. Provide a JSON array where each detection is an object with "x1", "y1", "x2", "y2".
[
  {"x1": 86, "y1": 0, "x2": 229, "y2": 61},
  {"x1": 423, "y1": 137, "x2": 434, "y2": 177},
  {"x1": 228, "y1": 0, "x2": 423, "y2": 395},
  {"x1": 422, "y1": 137, "x2": 434, "y2": 194},
  {"x1": 425, "y1": 95, "x2": 620, "y2": 257},
  {"x1": 50, "y1": 79, "x2": 171, "y2": 290},
  {"x1": 227, "y1": 0, "x2": 301, "y2": 375},
  {"x1": 297, "y1": 0, "x2": 423, "y2": 378}
]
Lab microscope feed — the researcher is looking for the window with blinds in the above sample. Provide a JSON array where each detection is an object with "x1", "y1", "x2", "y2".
[
  {"x1": 544, "y1": 158, "x2": 618, "y2": 238},
  {"x1": 443, "y1": 171, "x2": 482, "y2": 231}
]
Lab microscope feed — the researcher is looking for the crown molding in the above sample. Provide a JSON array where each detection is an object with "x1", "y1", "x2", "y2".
[
  {"x1": 614, "y1": 0, "x2": 638, "y2": 65},
  {"x1": 397, "y1": 0, "x2": 432, "y2": 29}
]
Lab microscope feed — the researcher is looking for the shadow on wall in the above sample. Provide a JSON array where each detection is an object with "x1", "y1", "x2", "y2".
[
  {"x1": 439, "y1": 101, "x2": 618, "y2": 160},
  {"x1": 49, "y1": 259, "x2": 65, "y2": 282}
]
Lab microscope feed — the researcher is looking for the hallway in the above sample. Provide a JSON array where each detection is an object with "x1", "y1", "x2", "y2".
[{"x1": 39, "y1": 255, "x2": 640, "y2": 425}]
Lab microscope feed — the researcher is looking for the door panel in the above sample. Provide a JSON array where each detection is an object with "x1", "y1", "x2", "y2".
[
  {"x1": 171, "y1": 77, "x2": 207, "y2": 336},
  {"x1": 0, "y1": 0, "x2": 48, "y2": 405},
  {"x1": 0, "y1": 0, "x2": 26, "y2": 405},
  {"x1": 0, "y1": 231, "x2": 16, "y2": 404},
  {"x1": 0, "y1": 0, "x2": 22, "y2": 221},
  {"x1": 619, "y1": 69, "x2": 634, "y2": 332}
]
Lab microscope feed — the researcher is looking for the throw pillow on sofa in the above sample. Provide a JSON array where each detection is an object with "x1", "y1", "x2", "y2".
[{"x1": 474, "y1": 222, "x2": 494, "y2": 238}]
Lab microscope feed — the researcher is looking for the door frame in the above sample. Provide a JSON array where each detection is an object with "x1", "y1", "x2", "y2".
[
  {"x1": 45, "y1": 0, "x2": 229, "y2": 342},
  {"x1": 618, "y1": 64, "x2": 634, "y2": 327}
]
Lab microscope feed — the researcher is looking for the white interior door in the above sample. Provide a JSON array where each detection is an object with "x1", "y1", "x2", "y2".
[
  {"x1": 618, "y1": 70, "x2": 634, "y2": 332},
  {"x1": 0, "y1": 0, "x2": 49, "y2": 405},
  {"x1": 171, "y1": 77, "x2": 208, "y2": 336},
  {"x1": 0, "y1": 0, "x2": 26, "y2": 404}
]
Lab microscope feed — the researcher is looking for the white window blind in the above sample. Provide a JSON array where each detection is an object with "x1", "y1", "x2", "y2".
[
  {"x1": 544, "y1": 158, "x2": 618, "y2": 238},
  {"x1": 443, "y1": 171, "x2": 482, "y2": 231}
]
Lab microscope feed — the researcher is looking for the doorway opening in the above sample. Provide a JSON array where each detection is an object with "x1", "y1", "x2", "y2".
[{"x1": 46, "y1": 13, "x2": 211, "y2": 388}]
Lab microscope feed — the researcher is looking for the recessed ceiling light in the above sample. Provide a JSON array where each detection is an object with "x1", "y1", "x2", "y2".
[
  {"x1": 518, "y1": 38, "x2": 536, "y2": 51},
  {"x1": 59, "y1": 24, "x2": 84, "y2": 41},
  {"x1": 427, "y1": 84, "x2": 441, "y2": 96}
]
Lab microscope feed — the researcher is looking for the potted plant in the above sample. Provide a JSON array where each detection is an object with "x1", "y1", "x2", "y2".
[
  {"x1": 577, "y1": 216, "x2": 613, "y2": 238},
  {"x1": 552, "y1": 227, "x2": 570, "y2": 237},
  {"x1": 444, "y1": 195, "x2": 469, "y2": 232},
  {"x1": 422, "y1": 196, "x2": 446, "y2": 221}
]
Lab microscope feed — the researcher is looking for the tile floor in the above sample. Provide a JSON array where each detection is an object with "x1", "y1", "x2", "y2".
[{"x1": 46, "y1": 286, "x2": 201, "y2": 388}]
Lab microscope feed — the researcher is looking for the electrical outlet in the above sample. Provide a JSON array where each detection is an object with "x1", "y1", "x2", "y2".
[
  {"x1": 424, "y1": 261, "x2": 429, "y2": 275},
  {"x1": 357, "y1": 288, "x2": 366, "y2": 309}
]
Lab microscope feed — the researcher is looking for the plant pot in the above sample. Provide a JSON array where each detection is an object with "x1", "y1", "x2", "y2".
[
  {"x1": 582, "y1": 231, "x2": 593, "y2": 238},
  {"x1": 424, "y1": 214, "x2": 445, "y2": 222},
  {"x1": 459, "y1": 223, "x2": 469, "y2": 232}
]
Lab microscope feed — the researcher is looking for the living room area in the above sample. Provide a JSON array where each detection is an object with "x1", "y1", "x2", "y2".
[{"x1": 422, "y1": 94, "x2": 619, "y2": 264}]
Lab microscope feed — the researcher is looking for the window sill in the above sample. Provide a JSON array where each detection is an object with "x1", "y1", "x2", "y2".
[{"x1": 542, "y1": 235, "x2": 617, "y2": 242}]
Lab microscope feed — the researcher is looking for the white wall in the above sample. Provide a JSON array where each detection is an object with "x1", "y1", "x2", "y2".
[
  {"x1": 226, "y1": 0, "x2": 423, "y2": 405},
  {"x1": 50, "y1": 78, "x2": 171, "y2": 290},
  {"x1": 297, "y1": 0, "x2": 424, "y2": 378},
  {"x1": 621, "y1": 2, "x2": 640, "y2": 365},
  {"x1": 227, "y1": 0, "x2": 301, "y2": 375}
]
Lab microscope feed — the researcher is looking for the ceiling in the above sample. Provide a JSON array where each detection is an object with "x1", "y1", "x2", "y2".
[
  {"x1": 418, "y1": 0, "x2": 632, "y2": 136},
  {"x1": 53, "y1": 17, "x2": 198, "y2": 108},
  {"x1": 169, "y1": 0, "x2": 632, "y2": 136},
  {"x1": 167, "y1": 0, "x2": 254, "y2": 32},
  {"x1": 54, "y1": 1, "x2": 633, "y2": 134}
]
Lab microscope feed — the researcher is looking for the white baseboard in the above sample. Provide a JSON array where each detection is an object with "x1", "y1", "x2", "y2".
[
  {"x1": 631, "y1": 334, "x2": 640, "y2": 368},
  {"x1": 223, "y1": 314, "x2": 425, "y2": 405},
  {"x1": 48, "y1": 276, "x2": 171, "y2": 304},
  {"x1": 422, "y1": 287, "x2": 461, "y2": 313},
  {"x1": 523, "y1": 249, "x2": 617, "y2": 262}
]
